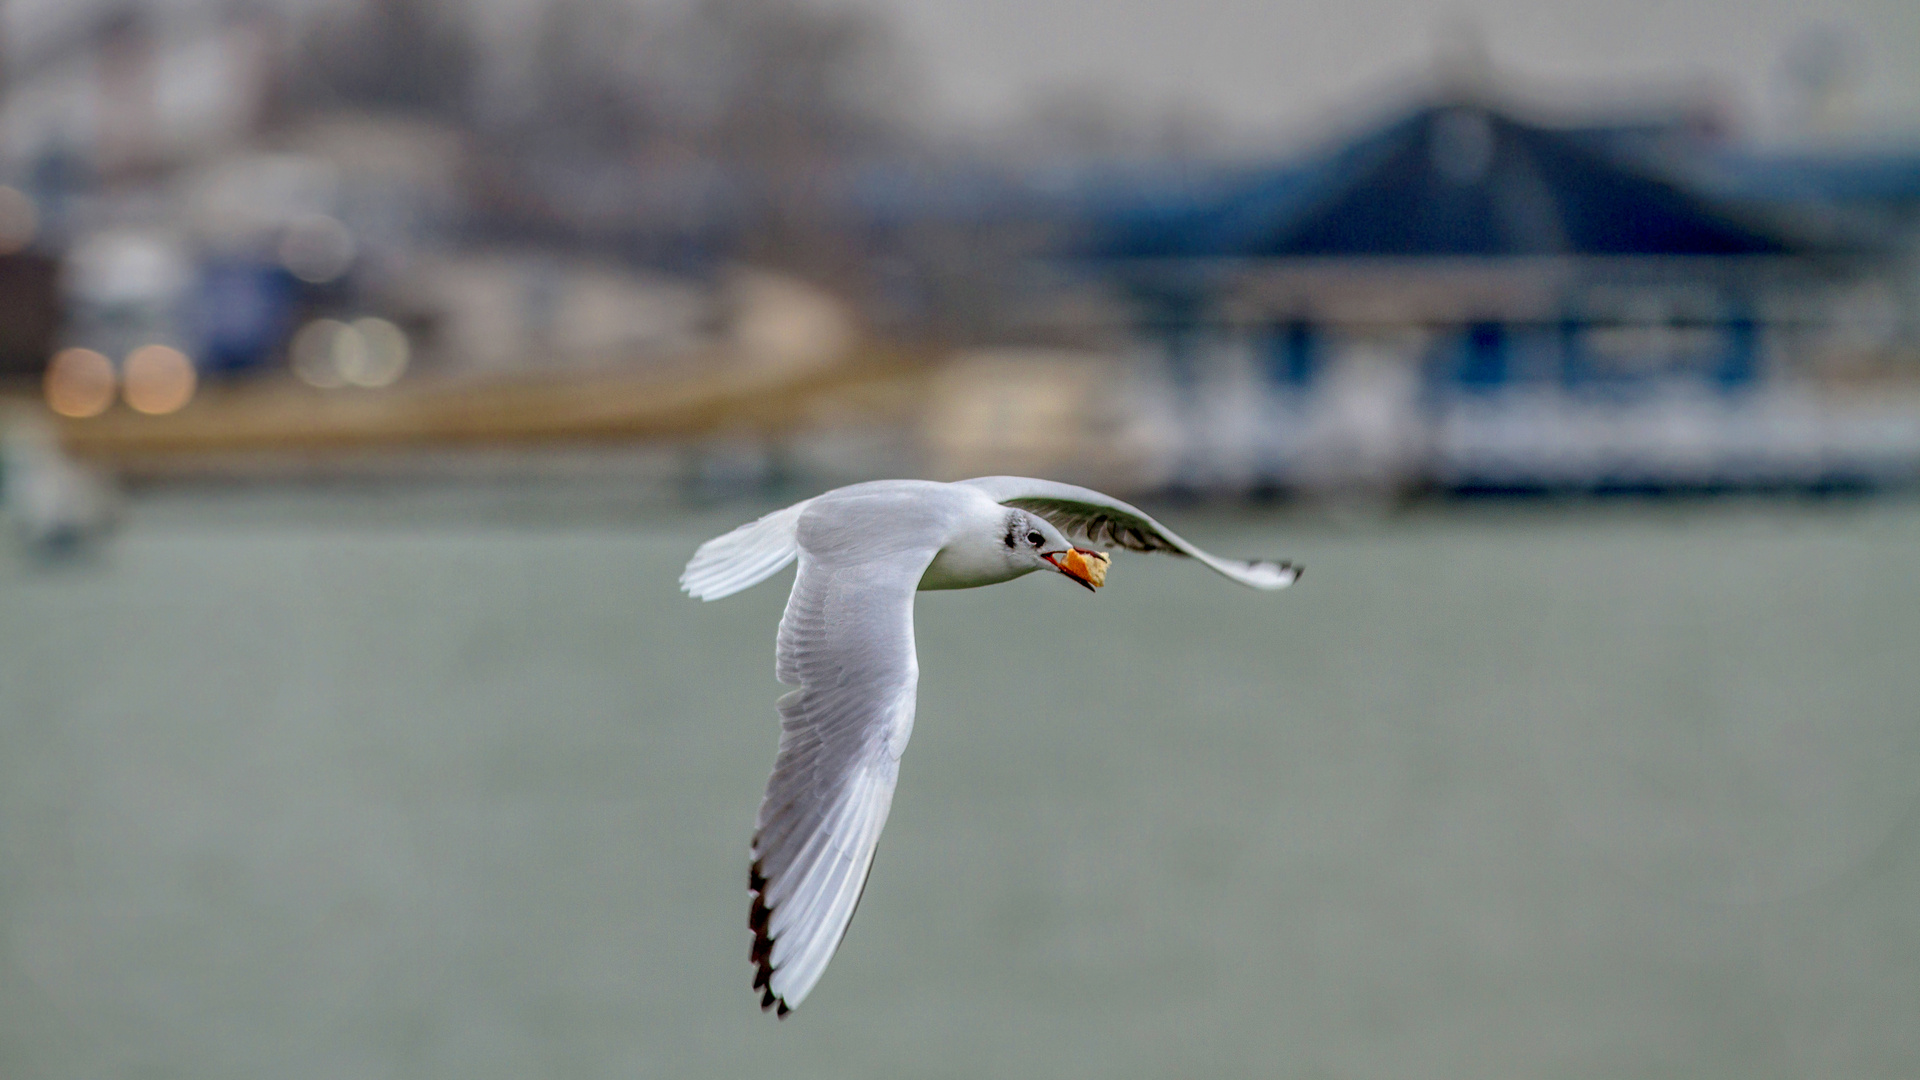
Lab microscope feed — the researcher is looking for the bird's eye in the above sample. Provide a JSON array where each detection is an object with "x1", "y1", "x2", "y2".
[{"x1": 1027, "y1": 531, "x2": 1044, "y2": 546}]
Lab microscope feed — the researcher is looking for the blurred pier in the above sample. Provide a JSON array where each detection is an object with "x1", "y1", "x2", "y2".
[{"x1": 21, "y1": 346, "x2": 931, "y2": 477}]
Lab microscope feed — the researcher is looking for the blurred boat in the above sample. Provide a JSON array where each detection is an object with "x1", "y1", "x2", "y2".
[{"x1": 1, "y1": 414, "x2": 118, "y2": 554}]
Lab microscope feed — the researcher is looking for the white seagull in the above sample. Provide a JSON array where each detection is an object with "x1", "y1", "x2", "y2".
[{"x1": 680, "y1": 476, "x2": 1299, "y2": 1016}]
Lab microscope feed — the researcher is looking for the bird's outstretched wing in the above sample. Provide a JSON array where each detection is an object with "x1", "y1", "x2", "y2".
[
  {"x1": 958, "y1": 476, "x2": 1299, "y2": 590},
  {"x1": 680, "y1": 498, "x2": 813, "y2": 601},
  {"x1": 750, "y1": 538, "x2": 938, "y2": 1016}
]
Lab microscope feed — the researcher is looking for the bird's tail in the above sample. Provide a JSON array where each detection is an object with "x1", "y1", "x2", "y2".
[{"x1": 679, "y1": 498, "x2": 811, "y2": 601}]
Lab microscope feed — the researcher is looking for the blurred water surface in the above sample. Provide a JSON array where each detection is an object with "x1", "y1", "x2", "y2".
[{"x1": 2, "y1": 491, "x2": 1918, "y2": 1079}]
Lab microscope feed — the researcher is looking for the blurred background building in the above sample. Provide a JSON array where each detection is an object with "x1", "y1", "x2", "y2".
[{"x1": 0, "y1": 0, "x2": 1916, "y2": 500}]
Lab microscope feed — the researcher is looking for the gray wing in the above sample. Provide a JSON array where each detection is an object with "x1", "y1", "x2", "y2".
[
  {"x1": 749, "y1": 541, "x2": 937, "y2": 1015},
  {"x1": 958, "y1": 476, "x2": 1300, "y2": 590},
  {"x1": 680, "y1": 498, "x2": 812, "y2": 601}
]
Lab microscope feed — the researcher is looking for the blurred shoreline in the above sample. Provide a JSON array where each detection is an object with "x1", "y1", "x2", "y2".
[{"x1": 1, "y1": 1, "x2": 1917, "y2": 512}]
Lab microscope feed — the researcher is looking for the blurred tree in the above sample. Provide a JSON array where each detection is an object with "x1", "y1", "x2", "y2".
[
  {"x1": 288, "y1": 0, "x2": 478, "y2": 121},
  {"x1": 483, "y1": 0, "x2": 918, "y2": 281},
  {"x1": 681, "y1": 0, "x2": 911, "y2": 162},
  {"x1": 503, "y1": 0, "x2": 664, "y2": 153},
  {"x1": 1012, "y1": 82, "x2": 1225, "y2": 163},
  {"x1": 273, "y1": 0, "x2": 924, "y2": 295},
  {"x1": 672, "y1": 0, "x2": 916, "y2": 277},
  {"x1": 471, "y1": 0, "x2": 913, "y2": 168}
]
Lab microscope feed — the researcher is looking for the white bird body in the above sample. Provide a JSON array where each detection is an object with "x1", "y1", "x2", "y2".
[
  {"x1": 681, "y1": 476, "x2": 1297, "y2": 1016},
  {"x1": 917, "y1": 482, "x2": 1051, "y2": 590}
]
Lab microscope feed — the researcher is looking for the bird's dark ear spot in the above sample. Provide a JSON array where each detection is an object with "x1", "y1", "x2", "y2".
[{"x1": 1004, "y1": 519, "x2": 1018, "y2": 549}]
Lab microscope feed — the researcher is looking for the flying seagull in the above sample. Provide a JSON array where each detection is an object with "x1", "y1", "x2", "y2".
[{"x1": 680, "y1": 476, "x2": 1299, "y2": 1016}]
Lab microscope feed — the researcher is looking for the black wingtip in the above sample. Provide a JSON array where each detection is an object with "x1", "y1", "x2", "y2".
[{"x1": 750, "y1": 859, "x2": 784, "y2": 1015}]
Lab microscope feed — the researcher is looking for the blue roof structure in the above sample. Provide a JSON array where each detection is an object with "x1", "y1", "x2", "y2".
[
  {"x1": 1086, "y1": 102, "x2": 1811, "y2": 260},
  {"x1": 1691, "y1": 150, "x2": 1920, "y2": 206}
]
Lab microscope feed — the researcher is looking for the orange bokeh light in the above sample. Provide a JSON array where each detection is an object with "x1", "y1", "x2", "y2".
[
  {"x1": 123, "y1": 345, "x2": 197, "y2": 415},
  {"x1": 44, "y1": 348, "x2": 116, "y2": 418}
]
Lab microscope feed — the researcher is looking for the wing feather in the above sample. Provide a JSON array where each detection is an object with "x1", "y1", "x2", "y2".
[
  {"x1": 680, "y1": 498, "x2": 813, "y2": 601},
  {"x1": 958, "y1": 476, "x2": 1300, "y2": 590},
  {"x1": 748, "y1": 520, "x2": 939, "y2": 1016}
]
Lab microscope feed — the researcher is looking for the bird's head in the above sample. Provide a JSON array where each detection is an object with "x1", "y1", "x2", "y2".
[{"x1": 1002, "y1": 511, "x2": 1110, "y2": 591}]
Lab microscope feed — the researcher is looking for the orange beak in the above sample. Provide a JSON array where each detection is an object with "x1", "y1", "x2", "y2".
[{"x1": 1046, "y1": 547, "x2": 1111, "y2": 591}]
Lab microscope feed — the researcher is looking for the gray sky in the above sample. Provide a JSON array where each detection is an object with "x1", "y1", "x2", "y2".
[
  {"x1": 6, "y1": 0, "x2": 1916, "y2": 148},
  {"x1": 853, "y1": 0, "x2": 1920, "y2": 146}
]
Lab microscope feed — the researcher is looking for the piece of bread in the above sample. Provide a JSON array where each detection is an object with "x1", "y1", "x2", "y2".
[{"x1": 1062, "y1": 548, "x2": 1111, "y2": 587}]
